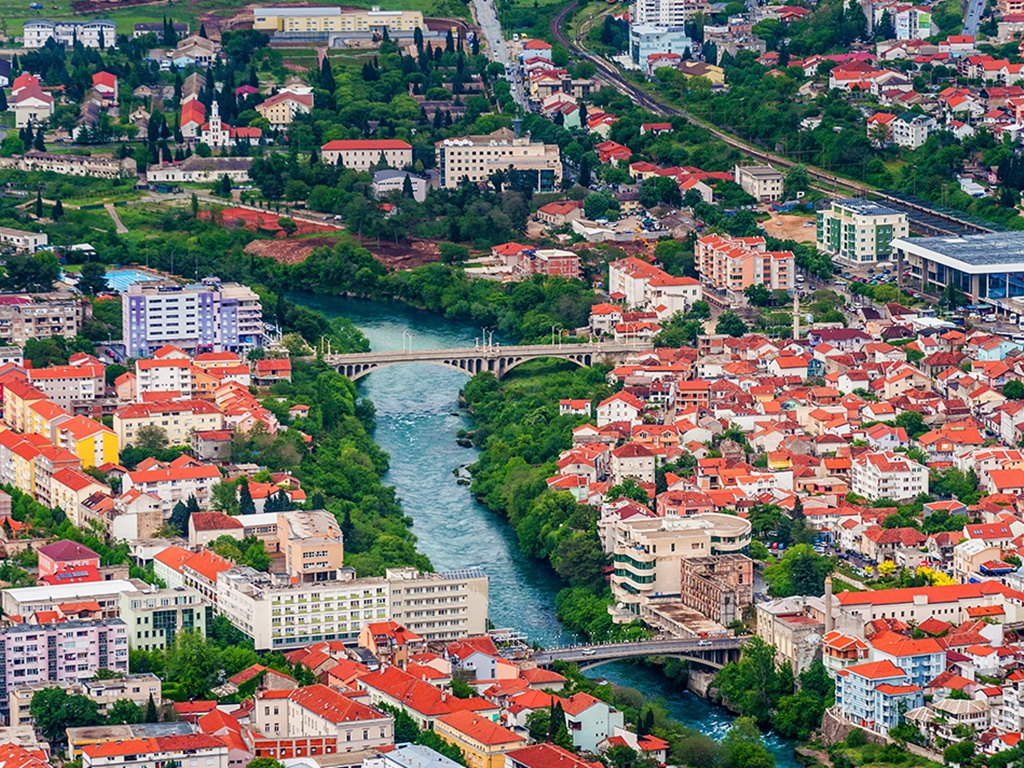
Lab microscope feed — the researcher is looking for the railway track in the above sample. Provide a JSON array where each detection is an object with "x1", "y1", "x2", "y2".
[{"x1": 549, "y1": 3, "x2": 998, "y2": 236}]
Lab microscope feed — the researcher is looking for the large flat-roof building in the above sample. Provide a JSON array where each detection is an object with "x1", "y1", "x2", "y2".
[
  {"x1": 817, "y1": 199, "x2": 909, "y2": 264},
  {"x1": 892, "y1": 232, "x2": 1024, "y2": 311},
  {"x1": 253, "y1": 7, "x2": 424, "y2": 34},
  {"x1": 436, "y1": 128, "x2": 562, "y2": 191},
  {"x1": 734, "y1": 164, "x2": 784, "y2": 202}
]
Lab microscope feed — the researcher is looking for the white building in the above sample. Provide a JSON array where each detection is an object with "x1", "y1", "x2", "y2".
[
  {"x1": 891, "y1": 112, "x2": 936, "y2": 148},
  {"x1": 23, "y1": 19, "x2": 116, "y2": 48},
  {"x1": 135, "y1": 358, "x2": 194, "y2": 400},
  {"x1": 0, "y1": 227, "x2": 48, "y2": 253},
  {"x1": 734, "y1": 165, "x2": 785, "y2": 202},
  {"x1": 373, "y1": 170, "x2": 429, "y2": 203},
  {"x1": 816, "y1": 199, "x2": 909, "y2": 264},
  {"x1": 850, "y1": 450, "x2": 928, "y2": 501},
  {"x1": 632, "y1": 0, "x2": 708, "y2": 28},
  {"x1": 82, "y1": 733, "x2": 228, "y2": 768},
  {"x1": 321, "y1": 139, "x2": 413, "y2": 171}
]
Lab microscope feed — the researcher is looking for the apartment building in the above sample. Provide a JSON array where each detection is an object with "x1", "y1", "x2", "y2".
[
  {"x1": 118, "y1": 588, "x2": 208, "y2": 650},
  {"x1": 435, "y1": 711, "x2": 526, "y2": 768},
  {"x1": 8, "y1": 674, "x2": 161, "y2": 727},
  {"x1": 0, "y1": 619, "x2": 129, "y2": 719},
  {"x1": 608, "y1": 514, "x2": 752, "y2": 621},
  {"x1": 0, "y1": 294, "x2": 79, "y2": 343},
  {"x1": 1, "y1": 580, "x2": 138, "y2": 619},
  {"x1": 135, "y1": 358, "x2": 194, "y2": 400},
  {"x1": 255, "y1": 90, "x2": 313, "y2": 128},
  {"x1": 147, "y1": 156, "x2": 252, "y2": 184},
  {"x1": 834, "y1": 660, "x2": 923, "y2": 736},
  {"x1": 253, "y1": 6, "x2": 423, "y2": 34},
  {"x1": 320, "y1": 140, "x2": 413, "y2": 171},
  {"x1": 122, "y1": 278, "x2": 264, "y2": 358},
  {"x1": 122, "y1": 457, "x2": 222, "y2": 509},
  {"x1": 27, "y1": 364, "x2": 104, "y2": 409},
  {"x1": 734, "y1": 165, "x2": 785, "y2": 201},
  {"x1": 113, "y1": 399, "x2": 224, "y2": 447},
  {"x1": 816, "y1": 199, "x2": 909, "y2": 264},
  {"x1": 695, "y1": 234, "x2": 794, "y2": 300},
  {"x1": 436, "y1": 128, "x2": 562, "y2": 191},
  {"x1": 607, "y1": 256, "x2": 702, "y2": 313},
  {"x1": 632, "y1": 0, "x2": 709, "y2": 27},
  {"x1": 22, "y1": 19, "x2": 116, "y2": 48},
  {"x1": 0, "y1": 228, "x2": 48, "y2": 254},
  {"x1": 386, "y1": 567, "x2": 489, "y2": 642},
  {"x1": 57, "y1": 415, "x2": 119, "y2": 469},
  {"x1": 850, "y1": 450, "x2": 929, "y2": 501}
]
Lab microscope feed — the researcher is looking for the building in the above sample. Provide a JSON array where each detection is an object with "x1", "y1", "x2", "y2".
[
  {"x1": 850, "y1": 450, "x2": 928, "y2": 501},
  {"x1": 435, "y1": 711, "x2": 526, "y2": 768},
  {"x1": 252, "y1": 684, "x2": 393, "y2": 749},
  {"x1": 386, "y1": 567, "x2": 489, "y2": 642},
  {"x1": 0, "y1": 150, "x2": 136, "y2": 179},
  {"x1": 0, "y1": 294, "x2": 79, "y2": 343},
  {"x1": 0, "y1": 619, "x2": 128, "y2": 719},
  {"x1": 37, "y1": 540, "x2": 101, "y2": 585},
  {"x1": 8, "y1": 674, "x2": 161, "y2": 728},
  {"x1": 816, "y1": 199, "x2": 909, "y2": 264},
  {"x1": 607, "y1": 256, "x2": 702, "y2": 312},
  {"x1": 560, "y1": 693, "x2": 624, "y2": 752},
  {"x1": 28, "y1": 364, "x2": 104, "y2": 409},
  {"x1": 118, "y1": 588, "x2": 208, "y2": 650},
  {"x1": 891, "y1": 112, "x2": 936, "y2": 148},
  {"x1": 436, "y1": 128, "x2": 562, "y2": 191},
  {"x1": 357, "y1": 665, "x2": 498, "y2": 730},
  {"x1": 320, "y1": 140, "x2": 413, "y2": 171},
  {"x1": 122, "y1": 456, "x2": 222, "y2": 508},
  {"x1": 133, "y1": 21, "x2": 188, "y2": 37},
  {"x1": 734, "y1": 165, "x2": 785, "y2": 202},
  {"x1": 364, "y1": 743, "x2": 463, "y2": 768},
  {"x1": 1, "y1": 579, "x2": 139, "y2": 619},
  {"x1": 695, "y1": 234, "x2": 794, "y2": 299},
  {"x1": 756, "y1": 596, "x2": 826, "y2": 674},
  {"x1": 630, "y1": 25, "x2": 692, "y2": 67},
  {"x1": 679, "y1": 554, "x2": 753, "y2": 625},
  {"x1": 22, "y1": 19, "x2": 115, "y2": 48},
  {"x1": 122, "y1": 278, "x2": 264, "y2": 358},
  {"x1": 82, "y1": 733, "x2": 228, "y2": 768},
  {"x1": 199, "y1": 102, "x2": 262, "y2": 149},
  {"x1": 0, "y1": 228, "x2": 48, "y2": 254},
  {"x1": 146, "y1": 156, "x2": 252, "y2": 184},
  {"x1": 255, "y1": 90, "x2": 313, "y2": 128},
  {"x1": 11, "y1": 85, "x2": 54, "y2": 130},
  {"x1": 891, "y1": 232, "x2": 1024, "y2": 310},
  {"x1": 608, "y1": 514, "x2": 752, "y2": 621},
  {"x1": 834, "y1": 660, "x2": 923, "y2": 736},
  {"x1": 253, "y1": 7, "x2": 424, "y2": 34},
  {"x1": 114, "y1": 401, "x2": 224, "y2": 450},
  {"x1": 373, "y1": 170, "x2": 429, "y2": 203},
  {"x1": 632, "y1": 0, "x2": 708, "y2": 27}
]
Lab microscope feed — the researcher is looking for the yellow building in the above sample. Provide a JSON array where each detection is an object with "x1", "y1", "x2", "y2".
[
  {"x1": 678, "y1": 60, "x2": 725, "y2": 84},
  {"x1": 253, "y1": 7, "x2": 424, "y2": 33},
  {"x1": 27, "y1": 399, "x2": 71, "y2": 440},
  {"x1": 11, "y1": 441, "x2": 38, "y2": 496},
  {"x1": 58, "y1": 416, "x2": 119, "y2": 469},
  {"x1": 113, "y1": 400, "x2": 223, "y2": 448},
  {"x1": 255, "y1": 91, "x2": 314, "y2": 129},
  {"x1": 3, "y1": 380, "x2": 47, "y2": 433},
  {"x1": 434, "y1": 711, "x2": 525, "y2": 768}
]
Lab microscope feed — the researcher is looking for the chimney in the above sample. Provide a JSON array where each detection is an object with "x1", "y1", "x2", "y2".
[
  {"x1": 512, "y1": 118, "x2": 523, "y2": 139},
  {"x1": 824, "y1": 575, "x2": 833, "y2": 633},
  {"x1": 441, "y1": 690, "x2": 448, "y2": 702}
]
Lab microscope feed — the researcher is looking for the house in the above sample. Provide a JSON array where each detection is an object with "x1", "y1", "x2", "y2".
[
  {"x1": 851, "y1": 451, "x2": 928, "y2": 501},
  {"x1": 435, "y1": 711, "x2": 526, "y2": 768},
  {"x1": 12, "y1": 81, "x2": 54, "y2": 129},
  {"x1": 560, "y1": 693, "x2": 625, "y2": 752},
  {"x1": 255, "y1": 90, "x2": 313, "y2": 128},
  {"x1": 91, "y1": 72, "x2": 117, "y2": 104},
  {"x1": 537, "y1": 201, "x2": 583, "y2": 226},
  {"x1": 37, "y1": 540, "x2": 101, "y2": 585},
  {"x1": 596, "y1": 392, "x2": 644, "y2": 427}
]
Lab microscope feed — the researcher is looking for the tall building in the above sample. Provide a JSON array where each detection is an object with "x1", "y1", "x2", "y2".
[
  {"x1": 118, "y1": 588, "x2": 209, "y2": 650},
  {"x1": 122, "y1": 278, "x2": 264, "y2": 358},
  {"x1": 631, "y1": 0, "x2": 708, "y2": 28},
  {"x1": 435, "y1": 128, "x2": 562, "y2": 191},
  {"x1": 0, "y1": 619, "x2": 129, "y2": 718},
  {"x1": 695, "y1": 234, "x2": 794, "y2": 300},
  {"x1": 816, "y1": 199, "x2": 909, "y2": 264}
]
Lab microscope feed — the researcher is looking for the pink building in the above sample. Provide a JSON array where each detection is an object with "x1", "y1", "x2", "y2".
[{"x1": 37, "y1": 539, "x2": 101, "y2": 585}]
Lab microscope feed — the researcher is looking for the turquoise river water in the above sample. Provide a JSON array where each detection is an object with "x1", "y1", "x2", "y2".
[{"x1": 293, "y1": 294, "x2": 800, "y2": 768}]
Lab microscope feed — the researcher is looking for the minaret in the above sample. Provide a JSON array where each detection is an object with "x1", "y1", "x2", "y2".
[
  {"x1": 824, "y1": 575, "x2": 833, "y2": 633},
  {"x1": 793, "y1": 291, "x2": 800, "y2": 340}
]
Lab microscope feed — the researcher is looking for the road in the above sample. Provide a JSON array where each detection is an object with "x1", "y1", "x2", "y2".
[
  {"x1": 105, "y1": 203, "x2": 128, "y2": 234},
  {"x1": 470, "y1": 0, "x2": 526, "y2": 108},
  {"x1": 534, "y1": 636, "x2": 746, "y2": 665},
  {"x1": 962, "y1": 0, "x2": 985, "y2": 38}
]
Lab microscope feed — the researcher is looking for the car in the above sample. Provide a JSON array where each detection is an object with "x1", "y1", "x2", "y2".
[
  {"x1": 580, "y1": 648, "x2": 596, "y2": 656},
  {"x1": 867, "y1": 268, "x2": 875, "y2": 274},
  {"x1": 697, "y1": 640, "x2": 713, "y2": 647}
]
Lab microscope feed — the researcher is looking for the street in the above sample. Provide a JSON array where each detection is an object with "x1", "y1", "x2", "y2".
[
  {"x1": 469, "y1": 0, "x2": 527, "y2": 109},
  {"x1": 962, "y1": 0, "x2": 985, "y2": 38}
]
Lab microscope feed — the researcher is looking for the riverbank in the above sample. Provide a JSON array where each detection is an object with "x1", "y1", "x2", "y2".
[{"x1": 291, "y1": 293, "x2": 803, "y2": 768}]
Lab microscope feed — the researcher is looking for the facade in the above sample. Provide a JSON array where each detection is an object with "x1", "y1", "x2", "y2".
[
  {"x1": 679, "y1": 554, "x2": 753, "y2": 625},
  {"x1": 23, "y1": 19, "x2": 116, "y2": 48},
  {"x1": 629, "y1": 25, "x2": 693, "y2": 67},
  {"x1": 146, "y1": 156, "x2": 252, "y2": 184},
  {"x1": 114, "y1": 401, "x2": 224, "y2": 449},
  {"x1": 435, "y1": 711, "x2": 526, "y2": 768},
  {"x1": 320, "y1": 140, "x2": 413, "y2": 171},
  {"x1": 118, "y1": 588, "x2": 208, "y2": 650},
  {"x1": 436, "y1": 128, "x2": 562, "y2": 191},
  {"x1": 891, "y1": 112, "x2": 936, "y2": 148},
  {"x1": 28, "y1": 364, "x2": 104, "y2": 409},
  {"x1": 834, "y1": 660, "x2": 923, "y2": 736},
  {"x1": 253, "y1": 684, "x2": 394, "y2": 749},
  {"x1": 0, "y1": 619, "x2": 129, "y2": 718},
  {"x1": 695, "y1": 234, "x2": 794, "y2": 298},
  {"x1": 0, "y1": 228, "x2": 48, "y2": 254},
  {"x1": 734, "y1": 165, "x2": 785, "y2": 201},
  {"x1": 816, "y1": 199, "x2": 909, "y2": 264},
  {"x1": 82, "y1": 733, "x2": 228, "y2": 768},
  {"x1": 756, "y1": 597, "x2": 826, "y2": 674},
  {"x1": 253, "y1": 7, "x2": 424, "y2": 34},
  {"x1": 608, "y1": 514, "x2": 752, "y2": 620},
  {"x1": 386, "y1": 567, "x2": 490, "y2": 642},
  {"x1": 255, "y1": 90, "x2": 313, "y2": 128},
  {"x1": 850, "y1": 450, "x2": 929, "y2": 501},
  {"x1": 0, "y1": 152, "x2": 127, "y2": 179},
  {"x1": 632, "y1": 0, "x2": 708, "y2": 27}
]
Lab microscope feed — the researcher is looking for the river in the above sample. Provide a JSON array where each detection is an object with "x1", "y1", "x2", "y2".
[{"x1": 293, "y1": 294, "x2": 800, "y2": 768}]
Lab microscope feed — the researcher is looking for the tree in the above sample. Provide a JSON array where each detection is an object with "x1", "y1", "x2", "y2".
[
  {"x1": 78, "y1": 262, "x2": 108, "y2": 295},
  {"x1": 52, "y1": 198, "x2": 63, "y2": 220},
  {"x1": 34, "y1": 191, "x2": 42, "y2": 218},
  {"x1": 606, "y1": 744, "x2": 638, "y2": 768},
  {"x1": 0, "y1": 88, "x2": 7, "y2": 112},
  {"x1": 166, "y1": 629, "x2": 218, "y2": 699},
  {"x1": 33, "y1": 128, "x2": 44, "y2": 152},
  {"x1": 1005, "y1": 379, "x2": 1024, "y2": 399},
  {"x1": 721, "y1": 717, "x2": 776, "y2": 768},
  {"x1": 763, "y1": 544, "x2": 834, "y2": 597},
  {"x1": 278, "y1": 217, "x2": 298, "y2": 236},
  {"x1": 30, "y1": 688, "x2": 103, "y2": 746},
  {"x1": 136, "y1": 424, "x2": 169, "y2": 451},
  {"x1": 584, "y1": 191, "x2": 614, "y2": 220},
  {"x1": 893, "y1": 410, "x2": 928, "y2": 439},
  {"x1": 145, "y1": 692, "x2": 159, "y2": 723},
  {"x1": 247, "y1": 760, "x2": 285, "y2": 768},
  {"x1": 605, "y1": 477, "x2": 649, "y2": 506},
  {"x1": 944, "y1": 740, "x2": 974, "y2": 766},
  {"x1": 526, "y1": 709, "x2": 551, "y2": 741},
  {"x1": 439, "y1": 242, "x2": 470, "y2": 264},
  {"x1": 716, "y1": 311, "x2": 748, "y2": 337},
  {"x1": 744, "y1": 283, "x2": 771, "y2": 307},
  {"x1": 783, "y1": 165, "x2": 809, "y2": 201},
  {"x1": 108, "y1": 699, "x2": 144, "y2": 724},
  {"x1": 238, "y1": 476, "x2": 257, "y2": 515}
]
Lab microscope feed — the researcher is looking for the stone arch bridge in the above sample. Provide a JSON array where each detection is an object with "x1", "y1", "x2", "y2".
[{"x1": 325, "y1": 340, "x2": 650, "y2": 381}]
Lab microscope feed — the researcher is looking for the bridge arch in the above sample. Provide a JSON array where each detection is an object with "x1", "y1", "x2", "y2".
[
  {"x1": 575, "y1": 654, "x2": 726, "y2": 672},
  {"x1": 337, "y1": 353, "x2": 594, "y2": 381}
]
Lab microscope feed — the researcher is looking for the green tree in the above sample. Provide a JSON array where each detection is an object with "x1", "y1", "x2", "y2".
[
  {"x1": 763, "y1": 544, "x2": 834, "y2": 597},
  {"x1": 247, "y1": 760, "x2": 286, "y2": 768},
  {"x1": 1005, "y1": 379, "x2": 1024, "y2": 399},
  {"x1": 108, "y1": 699, "x2": 144, "y2": 724},
  {"x1": 744, "y1": 283, "x2": 771, "y2": 307},
  {"x1": 136, "y1": 424, "x2": 169, "y2": 451},
  {"x1": 783, "y1": 165, "x2": 809, "y2": 201},
  {"x1": 166, "y1": 630, "x2": 218, "y2": 699},
  {"x1": 52, "y1": 198, "x2": 63, "y2": 220},
  {"x1": 606, "y1": 478, "x2": 649, "y2": 506},
  {"x1": 526, "y1": 708, "x2": 551, "y2": 741},
  {"x1": 238, "y1": 476, "x2": 257, "y2": 515},
  {"x1": 278, "y1": 217, "x2": 298, "y2": 236},
  {"x1": 713, "y1": 639, "x2": 793, "y2": 726},
  {"x1": 721, "y1": 717, "x2": 775, "y2": 768},
  {"x1": 78, "y1": 262, "x2": 109, "y2": 295},
  {"x1": 893, "y1": 410, "x2": 928, "y2": 439},
  {"x1": 716, "y1": 311, "x2": 748, "y2": 337},
  {"x1": 30, "y1": 688, "x2": 103, "y2": 746},
  {"x1": 145, "y1": 693, "x2": 159, "y2": 723},
  {"x1": 34, "y1": 191, "x2": 42, "y2": 218}
]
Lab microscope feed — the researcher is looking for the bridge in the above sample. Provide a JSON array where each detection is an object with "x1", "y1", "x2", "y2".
[
  {"x1": 533, "y1": 636, "x2": 747, "y2": 672},
  {"x1": 325, "y1": 340, "x2": 651, "y2": 381}
]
